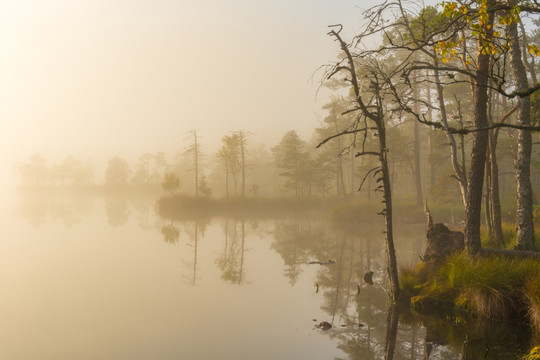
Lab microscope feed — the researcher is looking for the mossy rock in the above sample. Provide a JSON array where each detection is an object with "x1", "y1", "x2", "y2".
[{"x1": 525, "y1": 346, "x2": 540, "y2": 360}]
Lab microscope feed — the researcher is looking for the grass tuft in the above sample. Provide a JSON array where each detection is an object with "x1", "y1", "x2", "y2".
[
  {"x1": 525, "y1": 346, "x2": 540, "y2": 360},
  {"x1": 400, "y1": 252, "x2": 540, "y2": 323}
]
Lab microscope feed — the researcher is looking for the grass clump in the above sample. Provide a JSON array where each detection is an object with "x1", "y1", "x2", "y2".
[
  {"x1": 400, "y1": 252, "x2": 540, "y2": 322},
  {"x1": 525, "y1": 275, "x2": 540, "y2": 332},
  {"x1": 525, "y1": 346, "x2": 540, "y2": 360},
  {"x1": 480, "y1": 222, "x2": 540, "y2": 250}
]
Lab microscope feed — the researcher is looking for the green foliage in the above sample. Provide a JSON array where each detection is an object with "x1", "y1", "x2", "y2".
[
  {"x1": 162, "y1": 172, "x2": 180, "y2": 195},
  {"x1": 272, "y1": 130, "x2": 313, "y2": 196}
]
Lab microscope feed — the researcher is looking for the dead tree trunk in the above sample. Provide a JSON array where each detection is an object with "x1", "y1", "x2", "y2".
[{"x1": 323, "y1": 26, "x2": 400, "y2": 301}]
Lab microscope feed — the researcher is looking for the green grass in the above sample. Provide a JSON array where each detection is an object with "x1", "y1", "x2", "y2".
[
  {"x1": 401, "y1": 253, "x2": 540, "y2": 322},
  {"x1": 480, "y1": 223, "x2": 540, "y2": 250},
  {"x1": 525, "y1": 346, "x2": 540, "y2": 360}
]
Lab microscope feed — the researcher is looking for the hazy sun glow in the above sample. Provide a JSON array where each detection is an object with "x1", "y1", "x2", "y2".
[{"x1": 0, "y1": 0, "x2": 370, "y2": 189}]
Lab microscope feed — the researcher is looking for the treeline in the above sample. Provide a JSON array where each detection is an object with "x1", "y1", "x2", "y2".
[{"x1": 14, "y1": 113, "x2": 540, "y2": 206}]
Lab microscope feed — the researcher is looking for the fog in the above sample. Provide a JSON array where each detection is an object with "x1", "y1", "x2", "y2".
[
  {"x1": 0, "y1": 0, "x2": 373, "y2": 192},
  {"x1": 5, "y1": 1, "x2": 540, "y2": 359}
]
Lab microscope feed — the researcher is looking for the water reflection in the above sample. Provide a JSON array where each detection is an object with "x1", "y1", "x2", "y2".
[
  {"x1": 11, "y1": 193, "x2": 536, "y2": 359},
  {"x1": 105, "y1": 198, "x2": 130, "y2": 227},
  {"x1": 161, "y1": 222, "x2": 180, "y2": 244},
  {"x1": 17, "y1": 192, "x2": 94, "y2": 227},
  {"x1": 216, "y1": 218, "x2": 248, "y2": 284}
]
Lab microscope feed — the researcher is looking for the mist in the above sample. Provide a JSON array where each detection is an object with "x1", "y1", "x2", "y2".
[
  {"x1": 0, "y1": 0, "x2": 369, "y2": 193},
  {"x1": 4, "y1": 0, "x2": 540, "y2": 359}
]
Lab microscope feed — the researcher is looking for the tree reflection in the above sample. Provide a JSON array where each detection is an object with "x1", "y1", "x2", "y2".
[
  {"x1": 181, "y1": 218, "x2": 210, "y2": 286},
  {"x1": 216, "y1": 218, "x2": 248, "y2": 284},
  {"x1": 271, "y1": 218, "x2": 315, "y2": 285},
  {"x1": 270, "y1": 218, "x2": 433, "y2": 359},
  {"x1": 161, "y1": 222, "x2": 180, "y2": 244}
]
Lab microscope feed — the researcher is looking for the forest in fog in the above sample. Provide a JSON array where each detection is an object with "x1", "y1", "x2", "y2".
[
  {"x1": 12, "y1": 1, "x2": 540, "y2": 358},
  {"x1": 13, "y1": 92, "x2": 540, "y2": 207},
  {"x1": 12, "y1": 1, "x2": 540, "y2": 236}
]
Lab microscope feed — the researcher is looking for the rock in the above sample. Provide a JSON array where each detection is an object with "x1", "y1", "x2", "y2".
[
  {"x1": 422, "y1": 223, "x2": 464, "y2": 265},
  {"x1": 317, "y1": 321, "x2": 332, "y2": 331},
  {"x1": 363, "y1": 271, "x2": 374, "y2": 285}
]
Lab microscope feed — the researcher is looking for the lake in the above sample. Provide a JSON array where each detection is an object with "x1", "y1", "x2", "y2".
[{"x1": 0, "y1": 192, "x2": 533, "y2": 359}]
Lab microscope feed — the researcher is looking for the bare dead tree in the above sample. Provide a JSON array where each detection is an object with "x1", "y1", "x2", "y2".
[{"x1": 319, "y1": 25, "x2": 400, "y2": 301}]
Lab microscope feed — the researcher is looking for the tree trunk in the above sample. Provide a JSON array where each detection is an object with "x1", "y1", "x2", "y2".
[
  {"x1": 433, "y1": 60, "x2": 467, "y2": 205},
  {"x1": 377, "y1": 115, "x2": 400, "y2": 301},
  {"x1": 385, "y1": 305, "x2": 400, "y2": 360},
  {"x1": 225, "y1": 158, "x2": 229, "y2": 198},
  {"x1": 464, "y1": 7, "x2": 494, "y2": 255},
  {"x1": 488, "y1": 132, "x2": 504, "y2": 246},
  {"x1": 425, "y1": 71, "x2": 436, "y2": 189},
  {"x1": 333, "y1": 119, "x2": 347, "y2": 197},
  {"x1": 509, "y1": 20, "x2": 535, "y2": 251},
  {"x1": 519, "y1": 19, "x2": 538, "y2": 85},
  {"x1": 413, "y1": 77, "x2": 423, "y2": 207},
  {"x1": 485, "y1": 158, "x2": 493, "y2": 232},
  {"x1": 240, "y1": 133, "x2": 246, "y2": 198}
]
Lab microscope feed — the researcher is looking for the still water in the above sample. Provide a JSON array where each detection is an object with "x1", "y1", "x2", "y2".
[{"x1": 1, "y1": 192, "x2": 534, "y2": 359}]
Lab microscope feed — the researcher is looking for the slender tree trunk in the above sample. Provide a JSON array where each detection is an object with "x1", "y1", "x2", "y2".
[
  {"x1": 413, "y1": 76, "x2": 423, "y2": 207},
  {"x1": 434, "y1": 60, "x2": 467, "y2": 205},
  {"x1": 377, "y1": 114, "x2": 400, "y2": 301},
  {"x1": 487, "y1": 83, "x2": 504, "y2": 247},
  {"x1": 485, "y1": 158, "x2": 493, "y2": 231},
  {"x1": 225, "y1": 158, "x2": 229, "y2": 198},
  {"x1": 464, "y1": 7, "x2": 494, "y2": 255},
  {"x1": 509, "y1": 20, "x2": 535, "y2": 251},
  {"x1": 194, "y1": 131, "x2": 199, "y2": 197},
  {"x1": 239, "y1": 131, "x2": 246, "y2": 198},
  {"x1": 488, "y1": 132, "x2": 504, "y2": 246},
  {"x1": 385, "y1": 305, "x2": 400, "y2": 360},
  {"x1": 425, "y1": 71, "x2": 436, "y2": 189},
  {"x1": 519, "y1": 19, "x2": 538, "y2": 85},
  {"x1": 333, "y1": 119, "x2": 347, "y2": 197}
]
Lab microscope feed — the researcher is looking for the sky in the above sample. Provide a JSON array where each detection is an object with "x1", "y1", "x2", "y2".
[{"x1": 0, "y1": 0, "x2": 387, "y2": 185}]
